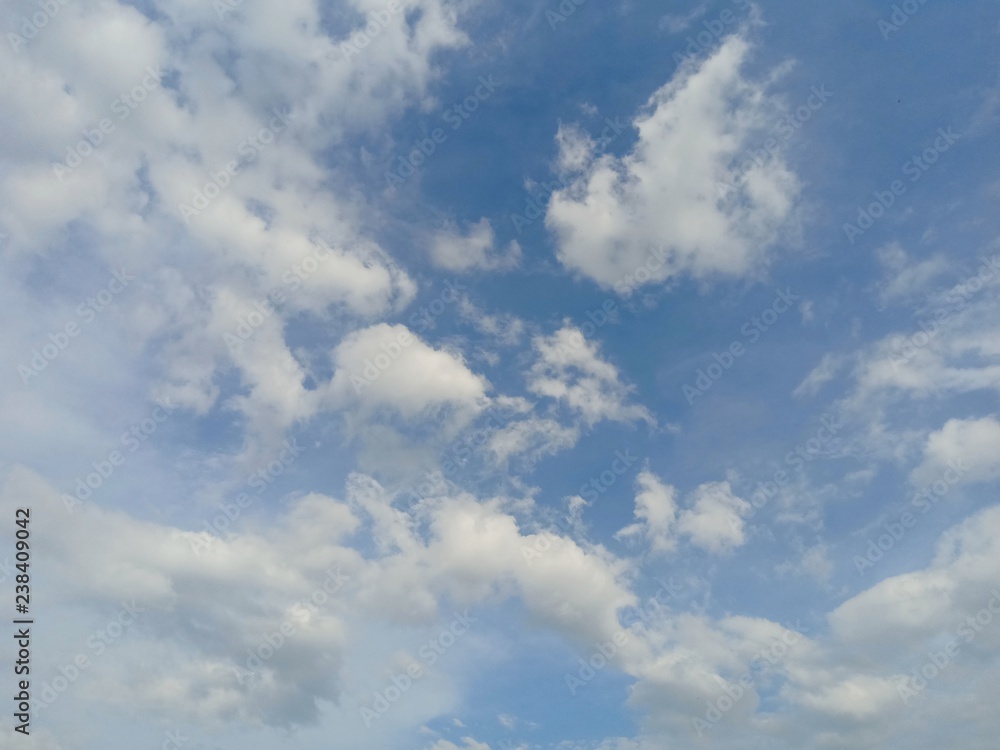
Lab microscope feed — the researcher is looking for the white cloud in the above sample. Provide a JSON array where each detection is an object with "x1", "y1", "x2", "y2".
[
  {"x1": 487, "y1": 417, "x2": 580, "y2": 466},
  {"x1": 676, "y1": 481, "x2": 752, "y2": 554},
  {"x1": 830, "y1": 504, "x2": 1000, "y2": 651},
  {"x1": 836, "y1": 287, "x2": 1000, "y2": 461},
  {"x1": 1, "y1": 462, "x2": 641, "y2": 732},
  {"x1": 414, "y1": 494, "x2": 638, "y2": 645},
  {"x1": 554, "y1": 123, "x2": 597, "y2": 173},
  {"x1": 0, "y1": 0, "x2": 469, "y2": 470},
  {"x1": 329, "y1": 323, "x2": 490, "y2": 432},
  {"x1": 1, "y1": 466, "x2": 359, "y2": 729},
  {"x1": 457, "y1": 297, "x2": 526, "y2": 347},
  {"x1": 616, "y1": 471, "x2": 679, "y2": 553},
  {"x1": 429, "y1": 219, "x2": 521, "y2": 273},
  {"x1": 545, "y1": 33, "x2": 799, "y2": 289},
  {"x1": 618, "y1": 474, "x2": 750, "y2": 555},
  {"x1": 528, "y1": 324, "x2": 653, "y2": 427},
  {"x1": 3, "y1": 2, "x2": 998, "y2": 749},
  {"x1": 911, "y1": 416, "x2": 1000, "y2": 486}
]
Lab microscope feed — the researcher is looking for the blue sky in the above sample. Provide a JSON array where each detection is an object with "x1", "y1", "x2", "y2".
[{"x1": 2, "y1": 0, "x2": 1000, "y2": 749}]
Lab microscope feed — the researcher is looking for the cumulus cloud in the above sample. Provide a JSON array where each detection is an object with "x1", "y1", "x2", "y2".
[
  {"x1": 1, "y1": 466, "x2": 359, "y2": 729},
  {"x1": 830, "y1": 505, "x2": 1000, "y2": 657},
  {"x1": 911, "y1": 416, "x2": 1000, "y2": 486},
  {"x1": 0, "y1": 0, "x2": 466, "y2": 465},
  {"x1": 618, "y1": 474, "x2": 751, "y2": 555},
  {"x1": 676, "y1": 481, "x2": 753, "y2": 554},
  {"x1": 3, "y1": 2, "x2": 998, "y2": 749},
  {"x1": 329, "y1": 323, "x2": 490, "y2": 427},
  {"x1": 545, "y1": 33, "x2": 799, "y2": 289},
  {"x1": 0, "y1": 463, "x2": 639, "y2": 730}
]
